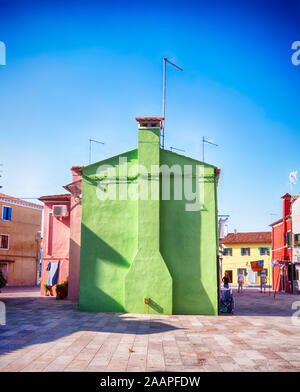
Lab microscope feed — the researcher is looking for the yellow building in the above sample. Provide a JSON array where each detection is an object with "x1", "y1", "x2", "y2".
[
  {"x1": 0, "y1": 193, "x2": 43, "y2": 286},
  {"x1": 220, "y1": 232, "x2": 272, "y2": 287}
]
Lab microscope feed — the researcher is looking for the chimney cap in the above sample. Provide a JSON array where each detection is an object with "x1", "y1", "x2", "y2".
[{"x1": 135, "y1": 117, "x2": 164, "y2": 128}]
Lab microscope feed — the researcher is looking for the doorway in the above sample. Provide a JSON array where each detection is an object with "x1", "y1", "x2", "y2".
[
  {"x1": 225, "y1": 270, "x2": 233, "y2": 283},
  {"x1": 0, "y1": 263, "x2": 8, "y2": 281}
]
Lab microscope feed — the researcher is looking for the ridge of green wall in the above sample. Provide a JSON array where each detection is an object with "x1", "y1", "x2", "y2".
[{"x1": 124, "y1": 126, "x2": 172, "y2": 314}]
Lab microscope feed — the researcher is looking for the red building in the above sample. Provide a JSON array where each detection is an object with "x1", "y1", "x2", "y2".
[
  {"x1": 39, "y1": 166, "x2": 82, "y2": 299},
  {"x1": 270, "y1": 193, "x2": 298, "y2": 293}
]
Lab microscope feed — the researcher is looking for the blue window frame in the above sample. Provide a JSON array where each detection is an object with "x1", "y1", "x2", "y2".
[{"x1": 2, "y1": 206, "x2": 12, "y2": 221}]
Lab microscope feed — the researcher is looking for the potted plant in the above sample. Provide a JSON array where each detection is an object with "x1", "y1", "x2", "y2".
[
  {"x1": 43, "y1": 281, "x2": 53, "y2": 296},
  {"x1": 56, "y1": 280, "x2": 68, "y2": 300},
  {"x1": 0, "y1": 269, "x2": 7, "y2": 293}
]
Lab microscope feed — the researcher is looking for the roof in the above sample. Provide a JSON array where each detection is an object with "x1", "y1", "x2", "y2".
[
  {"x1": 269, "y1": 216, "x2": 291, "y2": 227},
  {"x1": 39, "y1": 194, "x2": 71, "y2": 202},
  {"x1": 63, "y1": 179, "x2": 82, "y2": 194},
  {"x1": 0, "y1": 193, "x2": 42, "y2": 209},
  {"x1": 220, "y1": 232, "x2": 272, "y2": 245},
  {"x1": 135, "y1": 117, "x2": 164, "y2": 127}
]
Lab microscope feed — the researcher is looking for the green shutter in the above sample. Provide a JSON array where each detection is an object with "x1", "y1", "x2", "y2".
[
  {"x1": 248, "y1": 248, "x2": 250, "y2": 256},
  {"x1": 259, "y1": 247, "x2": 262, "y2": 256},
  {"x1": 230, "y1": 248, "x2": 232, "y2": 256},
  {"x1": 241, "y1": 248, "x2": 244, "y2": 256},
  {"x1": 286, "y1": 232, "x2": 291, "y2": 247}
]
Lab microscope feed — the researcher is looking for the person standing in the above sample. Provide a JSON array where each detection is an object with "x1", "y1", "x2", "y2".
[
  {"x1": 260, "y1": 270, "x2": 267, "y2": 293},
  {"x1": 237, "y1": 271, "x2": 244, "y2": 293},
  {"x1": 222, "y1": 273, "x2": 230, "y2": 288}
]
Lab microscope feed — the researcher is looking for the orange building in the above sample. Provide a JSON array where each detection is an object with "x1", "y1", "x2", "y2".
[{"x1": 0, "y1": 193, "x2": 43, "y2": 286}]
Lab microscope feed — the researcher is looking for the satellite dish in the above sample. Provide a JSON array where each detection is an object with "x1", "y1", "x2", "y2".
[{"x1": 289, "y1": 171, "x2": 298, "y2": 185}]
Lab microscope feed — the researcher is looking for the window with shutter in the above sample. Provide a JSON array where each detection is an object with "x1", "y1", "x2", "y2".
[
  {"x1": 2, "y1": 206, "x2": 12, "y2": 221},
  {"x1": 0, "y1": 235, "x2": 9, "y2": 249}
]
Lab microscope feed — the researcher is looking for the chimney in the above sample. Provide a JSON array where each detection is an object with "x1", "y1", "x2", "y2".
[
  {"x1": 71, "y1": 166, "x2": 84, "y2": 183},
  {"x1": 124, "y1": 116, "x2": 172, "y2": 314},
  {"x1": 282, "y1": 193, "x2": 292, "y2": 219}
]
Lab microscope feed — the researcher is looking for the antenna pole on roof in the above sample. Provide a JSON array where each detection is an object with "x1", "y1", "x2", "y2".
[
  {"x1": 89, "y1": 139, "x2": 105, "y2": 165},
  {"x1": 170, "y1": 146, "x2": 185, "y2": 153},
  {"x1": 202, "y1": 137, "x2": 218, "y2": 162},
  {"x1": 162, "y1": 58, "x2": 183, "y2": 150}
]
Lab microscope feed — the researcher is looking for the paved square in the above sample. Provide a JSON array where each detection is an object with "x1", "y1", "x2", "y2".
[{"x1": 0, "y1": 286, "x2": 300, "y2": 372}]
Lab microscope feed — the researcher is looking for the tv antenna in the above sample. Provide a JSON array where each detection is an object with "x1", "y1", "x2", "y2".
[
  {"x1": 162, "y1": 58, "x2": 183, "y2": 149},
  {"x1": 202, "y1": 137, "x2": 218, "y2": 162},
  {"x1": 289, "y1": 170, "x2": 298, "y2": 194},
  {"x1": 89, "y1": 139, "x2": 105, "y2": 164},
  {"x1": 170, "y1": 146, "x2": 185, "y2": 153}
]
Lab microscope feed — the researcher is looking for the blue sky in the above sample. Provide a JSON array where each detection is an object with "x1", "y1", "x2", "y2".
[{"x1": 0, "y1": 0, "x2": 299, "y2": 232}]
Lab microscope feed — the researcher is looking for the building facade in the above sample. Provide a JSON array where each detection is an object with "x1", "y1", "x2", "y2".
[
  {"x1": 0, "y1": 193, "x2": 42, "y2": 286},
  {"x1": 270, "y1": 193, "x2": 300, "y2": 293},
  {"x1": 39, "y1": 167, "x2": 82, "y2": 299},
  {"x1": 220, "y1": 232, "x2": 272, "y2": 287},
  {"x1": 79, "y1": 117, "x2": 220, "y2": 315}
]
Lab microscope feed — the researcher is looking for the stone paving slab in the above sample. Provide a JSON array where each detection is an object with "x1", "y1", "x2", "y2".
[{"x1": 0, "y1": 286, "x2": 299, "y2": 372}]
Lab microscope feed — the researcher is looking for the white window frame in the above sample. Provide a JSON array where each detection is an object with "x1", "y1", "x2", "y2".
[
  {"x1": 2, "y1": 205, "x2": 12, "y2": 221},
  {"x1": 0, "y1": 234, "x2": 9, "y2": 250}
]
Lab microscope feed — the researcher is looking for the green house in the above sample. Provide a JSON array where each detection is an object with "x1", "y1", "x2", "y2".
[{"x1": 79, "y1": 117, "x2": 220, "y2": 315}]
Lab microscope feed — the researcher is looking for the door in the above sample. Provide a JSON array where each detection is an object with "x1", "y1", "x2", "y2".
[
  {"x1": 0, "y1": 263, "x2": 8, "y2": 281},
  {"x1": 225, "y1": 270, "x2": 233, "y2": 283}
]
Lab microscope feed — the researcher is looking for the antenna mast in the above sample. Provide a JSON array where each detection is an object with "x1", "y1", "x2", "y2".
[{"x1": 89, "y1": 139, "x2": 105, "y2": 164}]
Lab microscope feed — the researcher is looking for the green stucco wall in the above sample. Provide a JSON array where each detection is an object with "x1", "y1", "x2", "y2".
[
  {"x1": 79, "y1": 125, "x2": 219, "y2": 315},
  {"x1": 159, "y1": 150, "x2": 218, "y2": 315}
]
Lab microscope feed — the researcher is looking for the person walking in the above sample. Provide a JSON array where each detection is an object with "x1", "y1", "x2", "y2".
[{"x1": 260, "y1": 270, "x2": 267, "y2": 293}]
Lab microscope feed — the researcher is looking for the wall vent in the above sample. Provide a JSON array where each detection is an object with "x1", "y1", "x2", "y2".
[{"x1": 52, "y1": 205, "x2": 68, "y2": 217}]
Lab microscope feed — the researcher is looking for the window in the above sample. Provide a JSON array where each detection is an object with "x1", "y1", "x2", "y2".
[
  {"x1": 223, "y1": 248, "x2": 232, "y2": 256},
  {"x1": 294, "y1": 234, "x2": 300, "y2": 248},
  {"x1": 286, "y1": 231, "x2": 291, "y2": 248},
  {"x1": 241, "y1": 247, "x2": 250, "y2": 256},
  {"x1": 0, "y1": 235, "x2": 9, "y2": 249},
  {"x1": 2, "y1": 206, "x2": 12, "y2": 221},
  {"x1": 259, "y1": 247, "x2": 270, "y2": 256},
  {"x1": 258, "y1": 268, "x2": 268, "y2": 277}
]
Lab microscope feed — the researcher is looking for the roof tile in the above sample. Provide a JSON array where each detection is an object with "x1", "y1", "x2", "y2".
[{"x1": 220, "y1": 232, "x2": 271, "y2": 244}]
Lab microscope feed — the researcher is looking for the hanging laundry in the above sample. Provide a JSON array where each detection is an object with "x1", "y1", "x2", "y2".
[
  {"x1": 258, "y1": 260, "x2": 264, "y2": 268},
  {"x1": 47, "y1": 262, "x2": 59, "y2": 286},
  {"x1": 247, "y1": 268, "x2": 257, "y2": 284}
]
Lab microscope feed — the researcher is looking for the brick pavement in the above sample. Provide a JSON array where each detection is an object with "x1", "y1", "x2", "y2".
[{"x1": 0, "y1": 286, "x2": 299, "y2": 372}]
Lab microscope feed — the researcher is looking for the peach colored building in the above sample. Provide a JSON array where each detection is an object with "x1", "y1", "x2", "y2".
[
  {"x1": 0, "y1": 193, "x2": 42, "y2": 286},
  {"x1": 39, "y1": 166, "x2": 82, "y2": 299}
]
